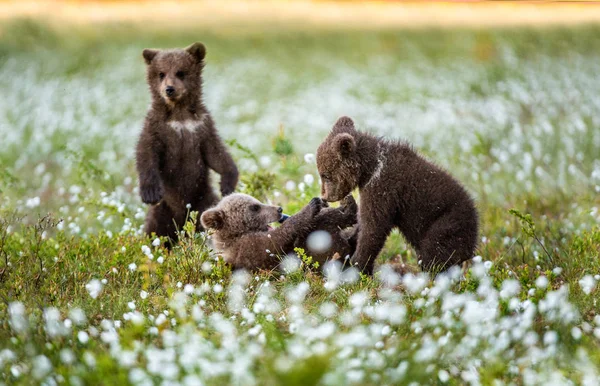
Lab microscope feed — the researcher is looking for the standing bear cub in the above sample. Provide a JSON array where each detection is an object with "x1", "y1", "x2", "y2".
[
  {"x1": 136, "y1": 42, "x2": 238, "y2": 241},
  {"x1": 200, "y1": 194, "x2": 357, "y2": 271},
  {"x1": 317, "y1": 117, "x2": 479, "y2": 275}
]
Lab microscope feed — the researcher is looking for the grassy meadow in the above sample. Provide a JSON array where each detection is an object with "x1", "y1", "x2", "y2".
[{"x1": 1, "y1": 17, "x2": 600, "y2": 385}]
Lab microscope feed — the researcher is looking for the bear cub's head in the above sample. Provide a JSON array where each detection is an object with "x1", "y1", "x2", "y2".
[
  {"x1": 142, "y1": 42, "x2": 206, "y2": 106},
  {"x1": 317, "y1": 116, "x2": 360, "y2": 202},
  {"x1": 201, "y1": 194, "x2": 284, "y2": 235}
]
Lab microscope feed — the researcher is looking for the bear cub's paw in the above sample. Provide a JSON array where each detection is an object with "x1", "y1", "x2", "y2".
[
  {"x1": 307, "y1": 197, "x2": 325, "y2": 216},
  {"x1": 339, "y1": 195, "x2": 358, "y2": 215},
  {"x1": 140, "y1": 178, "x2": 165, "y2": 205}
]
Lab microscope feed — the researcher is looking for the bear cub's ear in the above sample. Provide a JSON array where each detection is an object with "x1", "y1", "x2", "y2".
[
  {"x1": 201, "y1": 208, "x2": 224, "y2": 230},
  {"x1": 142, "y1": 49, "x2": 159, "y2": 65},
  {"x1": 334, "y1": 116, "x2": 355, "y2": 130},
  {"x1": 185, "y1": 42, "x2": 207, "y2": 63},
  {"x1": 334, "y1": 133, "x2": 356, "y2": 158}
]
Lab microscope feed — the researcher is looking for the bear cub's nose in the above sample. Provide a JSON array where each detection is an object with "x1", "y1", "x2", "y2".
[
  {"x1": 277, "y1": 207, "x2": 283, "y2": 214},
  {"x1": 165, "y1": 86, "x2": 175, "y2": 96}
]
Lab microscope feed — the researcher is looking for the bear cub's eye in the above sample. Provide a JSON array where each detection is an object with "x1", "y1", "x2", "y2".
[
  {"x1": 320, "y1": 173, "x2": 330, "y2": 181},
  {"x1": 176, "y1": 71, "x2": 185, "y2": 79},
  {"x1": 250, "y1": 204, "x2": 260, "y2": 212},
  {"x1": 158, "y1": 72, "x2": 165, "y2": 80}
]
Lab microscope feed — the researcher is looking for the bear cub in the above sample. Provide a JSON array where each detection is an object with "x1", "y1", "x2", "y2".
[
  {"x1": 317, "y1": 116, "x2": 479, "y2": 275},
  {"x1": 136, "y1": 42, "x2": 238, "y2": 242},
  {"x1": 200, "y1": 194, "x2": 357, "y2": 271}
]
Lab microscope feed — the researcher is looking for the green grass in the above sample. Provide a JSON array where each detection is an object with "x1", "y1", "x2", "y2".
[{"x1": 0, "y1": 19, "x2": 600, "y2": 385}]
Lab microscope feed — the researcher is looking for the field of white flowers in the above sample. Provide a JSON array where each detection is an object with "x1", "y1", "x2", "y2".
[{"x1": 1, "y1": 20, "x2": 600, "y2": 385}]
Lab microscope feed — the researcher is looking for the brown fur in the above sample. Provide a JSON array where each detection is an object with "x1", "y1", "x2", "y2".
[
  {"x1": 294, "y1": 195, "x2": 358, "y2": 266},
  {"x1": 136, "y1": 43, "x2": 238, "y2": 242},
  {"x1": 316, "y1": 116, "x2": 479, "y2": 275},
  {"x1": 200, "y1": 194, "x2": 358, "y2": 271}
]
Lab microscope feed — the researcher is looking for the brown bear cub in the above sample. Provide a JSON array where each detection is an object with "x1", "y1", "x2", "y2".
[
  {"x1": 200, "y1": 194, "x2": 357, "y2": 271},
  {"x1": 136, "y1": 43, "x2": 238, "y2": 242},
  {"x1": 316, "y1": 116, "x2": 479, "y2": 275}
]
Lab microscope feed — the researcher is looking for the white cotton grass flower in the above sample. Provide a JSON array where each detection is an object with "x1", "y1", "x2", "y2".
[
  {"x1": 85, "y1": 279, "x2": 103, "y2": 299},
  {"x1": 8, "y1": 302, "x2": 28, "y2": 333},
  {"x1": 285, "y1": 180, "x2": 296, "y2": 191},
  {"x1": 402, "y1": 273, "x2": 429, "y2": 295},
  {"x1": 306, "y1": 230, "x2": 332, "y2": 254},
  {"x1": 553, "y1": 267, "x2": 563, "y2": 276},
  {"x1": 378, "y1": 264, "x2": 401, "y2": 287},
  {"x1": 25, "y1": 196, "x2": 41, "y2": 208},
  {"x1": 323, "y1": 260, "x2": 343, "y2": 291},
  {"x1": 304, "y1": 153, "x2": 315, "y2": 163},
  {"x1": 535, "y1": 275, "x2": 549, "y2": 289},
  {"x1": 140, "y1": 290, "x2": 148, "y2": 300},
  {"x1": 142, "y1": 244, "x2": 154, "y2": 260},
  {"x1": 579, "y1": 275, "x2": 597, "y2": 295},
  {"x1": 60, "y1": 349, "x2": 75, "y2": 365},
  {"x1": 500, "y1": 279, "x2": 521, "y2": 299},
  {"x1": 259, "y1": 155, "x2": 271, "y2": 167},
  {"x1": 319, "y1": 302, "x2": 338, "y2": 318},
  {"x1": 438, "y1": 370, "x2": 450, "y2": 383},
  {"x1": 228, "y1": 270, "x2": 251, "y2": 313},
  {"x1": 281, "y1": 254, "x2": 301, "y2": 274},
  {"x1": 68, "y1": 308, "x2": 86, "y2": 326},
  {"x1": 286, "y1": 282, "x2": 310, "y2": 304},
  {"x1": 31, "y1": 355, "x2": 52, "y2": 380},
  {"x1": 155, "y1": 314, "x2": 167, "y2": 326},
  {"x1": 128, "y1": 263, "x2": 137, "y2": 272},
  {"x1": 201, "y1": 261, "x2": 213, "y2": 273},
  {"x1": 303, "y1": 173, "x2": 315, "y2": 185}
]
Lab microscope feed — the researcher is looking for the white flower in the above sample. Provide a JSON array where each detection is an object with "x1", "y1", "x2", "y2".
[
  {"x1": 306, "y1": 230, "x2": 332, "y2": 253},
  {"x1": 259, "y1": 155, "x2": 271, "y2": 167},
  {"x1": 128, "y1": 263, "x2": 137, "y2": 272},
  {"x1": 285, "y1": 180, "x2": 296, "y2": 191},
  {"x1": 85, "y1": 279, "x2": 103, "y2": 299},
  {"x1": 303, "y1": 174, "x2": 315, "y2": 185},
  {"x1": 500, "y1": 279, "x2": 520, "y2": 299},
  {"x1": 152, "y1": 238, "x2": 160, "y2": 247},
  {"x1": 140, "y1": 290, "x2": 148, "y2": 300},
  {"x1": 553, "y1": 267, "x2": 563, "y2": 276},
  {"x1": 201, "y1": 261, "x2": 212, "y2": 273},
  {"x1": 69, "y1": 308, "x2": 86, "y2": 326},
  {"x1": 535, "y1": 275, "x2": 549, "y2": 289},
  {"x1": 155, "y1": 314, "x2": 167, "y2": 326},
  {"x1": 281, "y1": 254, "x2": 301, "y2": 274},
  {"x1": 543, "y1": 331, "x2": 558, "y2": 346},
  {"x1": 438, "y1": 370, "x2": 450, "y2": 383},
  {"x1": 304, "y1": 153, "x2": 315, "y2": 163},
  {"x1": 31, "y1": 355, "x2": 52, "y2": 380},
  {"x1": 25, "y1": 196, "x2": 41, "y2": 208},
  {"x1": 8, "y1": 302, "x2": 27, "y2": 333},
  {"x1": 579, "y1": 275, "x2": 596, "y2": 295}
]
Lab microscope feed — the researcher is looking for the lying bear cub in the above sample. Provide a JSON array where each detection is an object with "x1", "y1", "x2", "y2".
[{"x1": 200, "y1": 193, "x2": 357, "y2": 271}]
